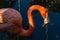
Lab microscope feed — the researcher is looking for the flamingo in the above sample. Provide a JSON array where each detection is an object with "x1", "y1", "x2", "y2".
[{"x1": 0, "y1": 5, "x2": 49, "y2": 36}]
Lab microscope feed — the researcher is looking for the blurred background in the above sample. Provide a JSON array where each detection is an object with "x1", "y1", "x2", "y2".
[{"x1": 0, "y1": 0, "x2": 60, "y2": 40}]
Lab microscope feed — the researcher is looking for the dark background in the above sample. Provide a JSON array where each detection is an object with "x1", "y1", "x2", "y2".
[{"x1": 0, "y1": 0, "x2": 60, "y2": 40}]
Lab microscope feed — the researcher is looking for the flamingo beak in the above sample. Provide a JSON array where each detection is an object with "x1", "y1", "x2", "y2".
[{"x1": 44, "y1": 15, "x2": 49, "y2": 25}]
